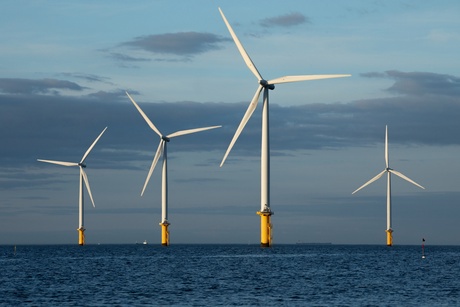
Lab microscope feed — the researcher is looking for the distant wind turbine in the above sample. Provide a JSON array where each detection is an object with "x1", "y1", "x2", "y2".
[
  {"x1": 37, "y1": 127, "x2": 107, "y2": 245},
  {"x1": 352, "y1": 125, "x2": 425, "y2": 246},
  {"x1": 126, "y1": 92, "x2": 221, "y2": 246},
  {"x1": 218, "y1": 7, "x2": 351, "y2": 247}
]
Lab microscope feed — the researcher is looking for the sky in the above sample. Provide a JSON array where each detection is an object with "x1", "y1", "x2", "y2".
[{"x1": 1, "y1": 0, "x2": 460, "y2": 245}]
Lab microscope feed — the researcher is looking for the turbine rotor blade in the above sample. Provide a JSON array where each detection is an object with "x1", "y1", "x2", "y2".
[
  {"x1": 37, "y1": 159, "x2": 78, "y2": 167},
  {"x1": 218, "y1": 7, "x2": 263, "y2": 81},
  {"x1": 81, "y1": 168, "x2": 95, "y2": 208},
  {"x1": 141, "y1": 140, "x2": 165, "y2": 196},
  {"x1": 220, "y1": 85, "x2": 263, "y2": 167},
  {"x1": 385, "y1": 125, "x2": 389, "y2": 168},
  {"x1": 80, "y1": 127, "x2": 108, "y2": 164},
  {"x1": 268, "y1": 74, "x2": 351, "y2": 85},
  {"x1": 352, "y1": 170, "x2": 387, "y2": 194},
  {"x1": 167, "y1": 126, "x2": 221, "y2": 138},
  {"x1": 126, "y1": 91, "x2": 162, "y2": 137},
  {"x1": 389, "y1": 169, "x2": 425, "y2": 190}
]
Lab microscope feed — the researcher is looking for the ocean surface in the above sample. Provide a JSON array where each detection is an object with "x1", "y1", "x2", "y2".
[{"x1": 1, "y1": 244, "x2": 459, "y2": 306}]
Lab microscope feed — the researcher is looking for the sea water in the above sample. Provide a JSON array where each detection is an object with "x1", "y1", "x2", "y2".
[{"x1": 0, "y1": 244, "x2": 459, "y2": 306}]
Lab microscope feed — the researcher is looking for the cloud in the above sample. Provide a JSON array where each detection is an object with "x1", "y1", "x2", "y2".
[
  {"x1": 108, "y1": 53, "x2": 194, "y2": 66},
  {"x1": 259, "y1": 12, "x2": 309, "y2": 28},
  {"x1": 1, "y1": 70, "x2": 459, "y2": 170},
  {"x1": 0, "y1": 92, "x2": 227, "y2": 170},
  {"x1": 108, "y1": 52, "x2": 151, "y2": 63},
  {"x1": 120, "y1": 32, "x2": 228, "y2": 56},
  {"x1": 362, "y1": 70, "x2": 460, "y2": 97},
  {"x1": 86, "y1": 90, "x2": 132, "y2": 101},
  {"x1": 0, "y1": 78, "x2": 85, "y2": 95},
  {"x1": 59, "y1": 73, "x2": 112, "y2": 84}
]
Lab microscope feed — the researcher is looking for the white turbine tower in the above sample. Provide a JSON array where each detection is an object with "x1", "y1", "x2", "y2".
[
  {"x1": 352, "y1": 125, "x2": 425, "y2": 246},
  {"x1": 218, "y1": 8, "x2": 351, "y2": 247},
  {"x1": 37, "y1": 127, "x2": 107, "y2": 245},
  {"x1": 126, "y1": 92, "x2": 221, "y2": 246}
]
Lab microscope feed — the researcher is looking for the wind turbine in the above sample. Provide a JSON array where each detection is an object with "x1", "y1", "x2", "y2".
[
  {"x1": 126, "y1": 92, "x2": 221, "y2": 246},
  {"x1": 37, "y1": 127, "x2": 107, "y2": 245},
  {"x1": 352, "y1": 125, "x2": 425, "y2": 246},
  {"x1": 218, "y1": 8, "x2": 350, "y2": 247}
]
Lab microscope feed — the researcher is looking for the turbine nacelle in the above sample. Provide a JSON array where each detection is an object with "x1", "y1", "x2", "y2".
[
  {"x1": 161, "y1": 135, "x2": 171, "y2": 142},
  {"x1": 259, "y1": 79, "x2": 275, "y2": 90},
  {"x1": 79, "y1": 162, "x2": 87, "y2": 168}
]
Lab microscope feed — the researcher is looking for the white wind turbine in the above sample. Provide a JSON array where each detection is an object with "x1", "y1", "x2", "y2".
[
  {"x1": 352, "y1": 125, "x2": 425, "y2": 246},
  {"x1": 37, "y1": 127, "x2": 107, "y2": 245},
  {"x1": 126, "y1": 92, "x2": 221, "y2": 246},
  {"x1": 218, "y1": 8, "x2": 350, "y2": 247}
]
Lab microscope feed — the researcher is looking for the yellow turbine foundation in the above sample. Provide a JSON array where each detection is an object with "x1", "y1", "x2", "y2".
[
  {"x1": 160, "y1": 222, "x2": 170, "y2": 246},
  {"x1": 78, "y1": 228, "x2": 85, "y2": 246},
  {"x1": 257, "y1": 211, "x2": 272, "y2": 247},
  {"x1": 386, "y1": 229, "x2": 393, "y2": 246}
]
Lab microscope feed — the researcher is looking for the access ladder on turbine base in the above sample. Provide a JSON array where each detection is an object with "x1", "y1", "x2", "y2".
[
  {"x1": 257, "y1": 210, "x2": 273, "y2": 247},
  {"x1": 160, "y1": 221, "x2": 170, "y2": 246},
  {"x1": 78, "y1": 227, "x2": 85, "y2": 246},
  {"x1": 386, "y1": 229, "x2": 393, "y2": 246}
]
